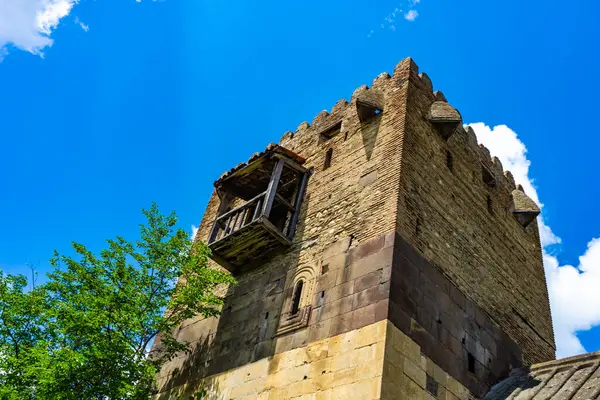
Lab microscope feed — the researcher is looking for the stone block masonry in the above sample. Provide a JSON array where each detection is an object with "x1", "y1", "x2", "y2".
[{"x1": 151, "y1": 57, "x2": 555, "y2": 399}]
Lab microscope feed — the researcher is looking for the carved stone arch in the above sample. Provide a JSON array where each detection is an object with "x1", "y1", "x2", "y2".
[{"x1": 276, "y1": 264, "x2": 317, "y2": 336}]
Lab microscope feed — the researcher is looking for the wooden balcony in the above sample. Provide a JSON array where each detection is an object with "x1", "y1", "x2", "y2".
[{"x1": 207, "y1": 144, "x2": 308, "y2": 274}]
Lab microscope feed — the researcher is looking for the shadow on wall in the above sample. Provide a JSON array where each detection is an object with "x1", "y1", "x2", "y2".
[
  {"x1": 152, "y1": 97, "x2": 390, "y2": 398},
  {"x1": 151, "y1": 195, "x2": 313, "y2": 398}
]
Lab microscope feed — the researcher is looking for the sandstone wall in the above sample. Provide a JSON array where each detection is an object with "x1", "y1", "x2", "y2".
[
  {"x1": 152, "y1": 321, "x2": 387, "y2": 400},
  {"x1": 382, "y1": 321, "x2": 473, "y2": 400},
  {"x1": 394, "y1": 59, "x2": 555, "y2": 363}
]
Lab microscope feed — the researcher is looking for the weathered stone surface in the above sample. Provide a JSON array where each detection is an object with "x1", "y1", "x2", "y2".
[
  {"x1": 151, "y1": 57, "x2": 556, "y2": 399},
  {"x1": 511, "y1": 189, "x2": 541, "y2": 227}
]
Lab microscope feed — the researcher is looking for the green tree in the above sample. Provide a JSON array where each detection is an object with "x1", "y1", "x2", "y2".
[
  {"x1": 0, "y1": 203, "x2": 235, "y2": 399},
  {"x1": 0, "y1": 269, "x2": 50, "y2": 399}
]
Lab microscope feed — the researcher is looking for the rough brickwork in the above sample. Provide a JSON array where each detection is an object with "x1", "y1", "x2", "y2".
[
  {"x1": 152, "y1": 321, "x2": 479, "y2": 400},
  {"x1": 152, "y1": 236, "x2": 394, "y2": 395},
  {"x1": 388, "y1": 233, "x2": 522, "y2": 397},
  {"x1": 153, "y1": 320, "x2": 387, "y2": 400},
  {"x1": 382, "y1": 321, "x2": 474, "y2": 400},
  {"x1": 394, "y1": 59, "x2": 555, "y2": 364},
  {"x1": 151, "y1": 57, "x2": 555, "y2": 399}
]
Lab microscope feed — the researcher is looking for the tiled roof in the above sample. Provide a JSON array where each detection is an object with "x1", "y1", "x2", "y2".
[
  {"x1": 214, "y1": 143, "x2": 305, "y2": 186},
  {"x1": 484, "y1": 351, "x2": 600, "y2": 399}
]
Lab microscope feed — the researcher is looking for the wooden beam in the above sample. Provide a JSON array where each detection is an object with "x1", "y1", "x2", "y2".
[
  {"x1": 262, "y1": 158, "x2": 284, "y2": 218},
  {"x1": 208, "y1": 251, "x2": 237, "y2": 274},
  {"x1": 273, "y1": 154, "x2": 307, "y2": 174},
  {"x1": 275, "y1": 193, "x2": 295, "y2": 212},
  {"x1": 287, "y1": 171, "x2": 309, "y2": 239},
  {"x1": 214, "y1": 154, "x2": 269, "y2": 188},
  {"x1": 208, "y1": 192, "x2": 232, "y2": 244},
  {"x1": 213, "y1": 191, "x2": 266, "y2": 224},
  {"x1": 260, "y1": 217, "x2": 293, "y2": 246}
]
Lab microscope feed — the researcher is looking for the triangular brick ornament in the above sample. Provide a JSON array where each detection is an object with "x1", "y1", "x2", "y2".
[
  {"x1": 427, "y1": 101, "x2": 461, "y2": 139},
  {"x1": 511, "y1": 189, "x2": 540, "y2": 227}
]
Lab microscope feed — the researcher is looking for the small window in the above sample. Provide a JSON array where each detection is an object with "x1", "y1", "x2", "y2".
[
  {"x1": 446, "y1": 150, "x2": 453, "y2": 171},
  {"x1": 487, "y1": 195, "x2": 493, "y2": 214},
  {"x1": 415, "y1": 218, "x2": 421, "y2": 236},
  {"x1": 291, "y1": 280, "x2": 304, "y2": 315},
  {"x1": 356, "y1": 99, "x2": 383, "y2": 122},
  {"x1": 426, "y1": 375, "x2": 438, "y2": 397},
  {"x1": 482, "y1": 165, "x2": 496, "y2": 187},
  {"x1": 324, "y1": 148, "x2": 333, "y2": 170},
  {"x1": 467, "y1": 352, "x2": 476, "y2": 373},
  {"x1": 320, "y1": 121, "x2": 342, "y2": 140}
]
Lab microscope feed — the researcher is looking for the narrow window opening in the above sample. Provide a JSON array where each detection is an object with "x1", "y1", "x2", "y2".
[
  {"x1": 291, "y1": 280, "x2": 304, "y2": 315},
  {"x1": 265, "y1": 312, "x2": 269, "y2": 319},
  {"x1": 482, "y1": 165, "x2": 496, "y2": 187},
  {"x1": 487, "y1": 195, "x2": 493, "y2": 214},
  {"x1": 319, "y1": 121, "x2": 341, "y2": 141},
  {"x1": 446, "y1": 150, "x2": 453, "y2": 171},
  {"x1": 344, "y1": 132, "x2": 348, "y2": 141},
  {"x1": 426, "y1": 375, "x2": 439, "y2": 397},
  {"x1": 321, "y1": 264, "x2": 329, "y2": 274},
  {"x1": 415, "y1": 218, "x2": 421, "y2": 236},
  {"x1": 467, "y1": 353, "x2": 475, "y2": 373},
  {"x1": 356, "y1": 99, "x2": 383, "y2": 122},
  {"x1": 324, "y1": 148, "x2": 333, "y2": 170},
  {"x1": 321, "y1": 291, "x2": 325, "y2": 298}
]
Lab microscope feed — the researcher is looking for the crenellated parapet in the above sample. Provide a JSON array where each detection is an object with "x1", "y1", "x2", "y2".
[{"x1": 276, "y1": 57, "x2": 541, "y2": 232}]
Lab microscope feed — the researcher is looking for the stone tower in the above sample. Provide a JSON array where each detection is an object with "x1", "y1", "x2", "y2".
[{"x1": 152, "y1": 57, "x2": 555, "y2": 399}]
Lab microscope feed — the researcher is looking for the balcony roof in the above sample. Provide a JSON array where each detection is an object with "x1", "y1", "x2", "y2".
[{"x1": 214, "y1": 143, "x2": 306, "y2": 200}]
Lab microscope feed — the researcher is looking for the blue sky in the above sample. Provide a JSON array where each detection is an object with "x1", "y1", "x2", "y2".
[{"x1": 1, "y1": 0, "x2": 599, "y2": 358}]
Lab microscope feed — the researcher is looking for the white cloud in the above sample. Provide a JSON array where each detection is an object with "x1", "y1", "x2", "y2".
[
  {"x1": 75, "y1": 16, "x2": 88, "y2": 32},
  {"x1": 404, "y1": 10, "x2": 419, "y2": 21},
  {"x1": 0, "y1": 0, "x2": 78, "y2": 57},
  {"x1": 469, "y1": 122, "x2": 600, "y2": 359},
  {"x1": 370, "y1": 0, "x2": 421, "y2": 37},
  {"x1": 191, "y1": 225, "x2": 199, "y2": 242}
]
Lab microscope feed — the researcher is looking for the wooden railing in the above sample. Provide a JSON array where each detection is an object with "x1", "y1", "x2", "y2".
[
  {"x1": 207, "y1": 157, "x2": 310, "y2": 248},
  {"x1": 208, "y1": 192, "x2": 266, "y2": 244}
]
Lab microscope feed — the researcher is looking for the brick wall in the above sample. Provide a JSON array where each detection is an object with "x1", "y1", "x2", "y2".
[
  {"x1": 394, "y1": 59, "x2": 555, "y2": 363},
  {"x1": 153, "y1": 234, "x2": 394, "y2": 395},
  {"x1": 382, "y1": 321, "x2": 473, "y2": 400},
  {"x1": 152, "y1": 57, "x2": 556, "y2": 398},
  {"x1": 152, "y1": 320, "x2": 479, "y2": 400},
  {"x1": 388, "y1": 232, "x2": 522, "y2": 397},
  {"x1": 153, "y1": 321, "x2": 387, "y2": 400}
]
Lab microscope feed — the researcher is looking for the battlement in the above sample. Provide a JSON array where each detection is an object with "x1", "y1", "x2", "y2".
[{"x1": 276, "y1": 57, "x2": 541, "y2": 233}]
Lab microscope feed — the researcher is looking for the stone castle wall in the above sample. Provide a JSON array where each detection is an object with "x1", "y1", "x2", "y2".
[
  {"x1": 151, "y1": 57, "x2": 555, "y2": 399},
  {"x1": 153, "y1": 320, "x2": 478, "y2": 400},
  {"x1": 393, "y1": 59, "x2": 554, "y2": 363}
]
